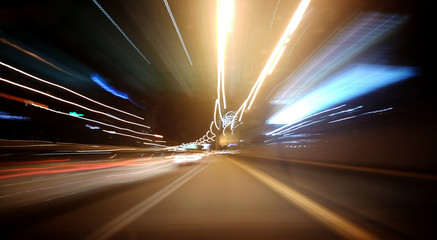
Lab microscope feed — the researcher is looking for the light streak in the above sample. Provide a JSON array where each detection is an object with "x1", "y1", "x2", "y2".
[
  {"x1": 0, "y1": 76, "x2": 150, "y2": 129},
  {"x1": 0, "y1": 111, "x2": 30, "y2": 121},
  {"x1": 209, "y1": 121, "x2": 216, "y2": 137},
  {"x1": 329, "y1": 106, "x2": 363, "y2": 116},
  {"x1": 266, "y1": 104, "x2": 345, "y2": 135},
  {"x1": 86, "y1": 124, "x2": 100, "y2": 130},
  {"x1": 329, "y1": 107, "x2": 393, "y2": 124},
  {"x1": 0, "y1": 91, "x2": 49, "y2": 109},
  {"x1": 0, "y1": 159, "x2": 70, "y2": 166},
  {"x1": 0, "y1": 157, "x2": 171, "y2": 180},
  {"x1": 213, "y1": 99, "x2": 222, "y2": 130},
  {"x1": 0, "y1": 38, "x2": 73, "y2": 75},
  {"x1": 28, "y1": 101, "x2": 160, "y2": 139},
  {"x1": 103, "y1": 130, "x2": 167, "y2": 147},
  {"x1": 192, "y1": 0, "x2": 309, "y2": 142},
  {"x1": 217, "y1": 0, "x2": 235, "y2": 110},
  {"x1": 0, "y1": 61, "x2": 144, "y2": 120},
  {"x1": 268, "y1": 64, "x2": 415, "y2": 125},
  {"x1": 163, "y1": 0, "x2": 193, "y2": 66},
  {"x1": 90, "y1": 73, "x2": 128, "y2": 99},
  {"x1": 269, "y1": 0, "x2": 281, "y2": 28},
  {"x1": 268, "y1": 45, "x2": 286, "y2": 75},
  {"x1": 272, "y1": 13, "x2": 407, "y2": 106},
  {"x1": 246, "y1": 0, "x2": 311, "y2": 110},
  {"x1": 92, "y1": 0, "x2": 151, "y2": 64}
]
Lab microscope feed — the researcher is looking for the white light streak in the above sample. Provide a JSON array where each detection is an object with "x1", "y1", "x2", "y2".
[
  {"x1": 329, "y1": 107, "x2": 393, "y2": 124},
  {"x1": 269, "y1": 0, "x2": 281, "y2": 28},
  {"x1": 93, "y1": 0, "x2": 151, "y2": 64},
  {"x1": 163, "y1": 0, "x2": 193, "y2": 66},
  {"x1": 0, "y1": 61, "x2": 144, "y2": 120},
  {"x1": 0, "y1": 76, "x2": 150, "y2": 129},
  {"x1": 29, "y1": 102, "x2": 158, "y2": 139},
  {"x1": 103, "y1": 130, "x2": 167, "y2": 147},
  {"x1": 266, "y1": 104, "x2": 345, "y2": 135}
]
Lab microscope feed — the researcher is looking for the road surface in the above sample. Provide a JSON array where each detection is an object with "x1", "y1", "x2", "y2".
[{"x1": 1, "y1": 154, "x2": 435, "y2": 239}]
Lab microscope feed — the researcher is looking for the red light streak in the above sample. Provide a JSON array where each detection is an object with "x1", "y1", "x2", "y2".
[
  {"x1": 0, "y1": 157, "x2": 174, "y2": 180},
  {"x1": 0, "y1": 92, "x2": 49, "y2": 109}
]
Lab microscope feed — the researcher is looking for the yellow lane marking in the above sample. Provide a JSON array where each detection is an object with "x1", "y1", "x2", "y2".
[
  {"x1": 228, "y1": 157, "x2": 380, "y2": 240},
  {"x1": 238, "y1": 153, "x2": 437, "y2": 181}
]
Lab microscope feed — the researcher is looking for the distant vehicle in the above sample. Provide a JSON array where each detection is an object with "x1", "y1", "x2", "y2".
[{"x1": 172, "y1": 153, "x2": 204, "y2": 166}]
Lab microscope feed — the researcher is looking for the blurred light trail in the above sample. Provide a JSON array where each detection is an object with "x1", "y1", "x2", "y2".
[
  {"x1": 27, "y1": 101, "x2": 161, "y2": 139},
  {"x1": 0, "y1": 111, "x2": 30, "y2": 121},
  {"x1": 92, "y1": 0, "x2": 151, "y2": 64},
  {"x1": 0, "y1": 76, "x2": 151, "y2": 129},
  {"x1": 271, "y1": 13, "x2": 407, "y2": 106},
  {"x1": 266, "y1": 104, "x2": 345, "y2": 135},
  {"x1": 209, "y1": 121, "x2": 216, "y2": 137},
  {"x1": 217, "y1": 0, "x2": 234, "y2": 110},
  {"x1": 102, "y1": 130, "x2": 167, "y2": 147},
  {"x1": 163, "y1": 0, "x2": 193, "y2": 66},
  {"x1": 245, "y1": 0, "x2": 311, "y2": 110},
  {"x1": 329, "y1": 107, "x2": 393, "y2": 124},
  {"x1": 0, "y1": 159, "x2": 70, "y2": 165},
  {"x1": 269, "y1": 0, "x2": 281, "y2": 28},
  {"x1": 0, "y1": 160, "x2": 174, "y2": 209},
  {"x1": 0, "y1": 92, "x2": 49, "y2": 109},
  {"x1": 34, "y1": 152, "x2": 110, "y2": 156},
  {"x1": 0, "y1": 61, "x2": 144, "y2": 120},
  {"x1": 85, "y1": 124, "x2": 100, "y2": 130},
  {"x1": 329, "y1": 106, "x2": 363, "y2": 117},
  {"x1": 0, "y1": 157, "x2": 170, "y2": 180},
  {"x1": 268, "y1": 64, "x2": 416, "y2": 125},
  {"x1": 213, "y1": 99, "x2": 223, "y2": 130},
  {"x1": 0, "y1": 37, "x2": 73, "y2": 76},
  {"x1": 69, "y1": 112, "x2": 84, "y2": 117},
  {"x1": 90, "y1": 73, "x2": 128, "y2": 99}
]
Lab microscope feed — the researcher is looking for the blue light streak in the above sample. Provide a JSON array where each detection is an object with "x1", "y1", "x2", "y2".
[
  {"x1": 0, "y1": 111, "x2": 30, "y2": 121},
  {"x1": 268, "y1": 64, "x2": 416, "y2": 125},
  {"x1": 90, "y1": 73, "x2": 129, "y2": 100}
]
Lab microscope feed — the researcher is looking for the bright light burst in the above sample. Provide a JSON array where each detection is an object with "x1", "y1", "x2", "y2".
[
  {"x1": 190, "y1": 0, "x2": 310, "y2": 144},
  {"x1": 217, "y1": 0, "x2": 234, "y2": 110}
]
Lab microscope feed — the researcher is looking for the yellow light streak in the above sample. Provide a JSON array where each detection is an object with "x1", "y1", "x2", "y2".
[
  {"x1": 246, "y1": 0, "x2": 311, "y2": 110},
  {"x1": 217, "y1": 0, "x2": 234, "y2": 110}
]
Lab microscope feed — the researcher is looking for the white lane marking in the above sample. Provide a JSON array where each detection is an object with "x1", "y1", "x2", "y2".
[
  {"x1": 84, "y1": 158, "x2": 213, "y2": 240},
  {"x1": 228, "y1": 157, "x2": 379, "y2": 240}
]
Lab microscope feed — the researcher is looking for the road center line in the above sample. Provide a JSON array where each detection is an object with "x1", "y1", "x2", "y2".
[
  {"x1": 84, "y1": 158, "x2": 213, "y2": 240},
  {"x1": 228, "y1": 157, "x2": 380, "y2": 240}
]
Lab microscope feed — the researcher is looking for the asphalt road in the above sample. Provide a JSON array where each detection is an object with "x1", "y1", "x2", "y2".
[{"x1": 2, "y1": 155, "x2": 436, "y2": 240}]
